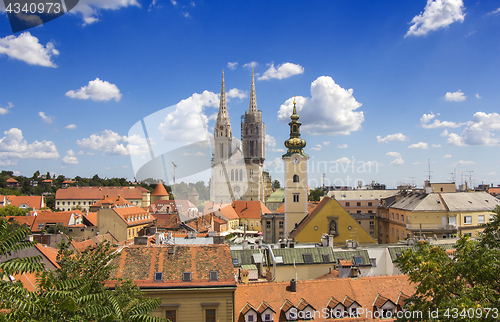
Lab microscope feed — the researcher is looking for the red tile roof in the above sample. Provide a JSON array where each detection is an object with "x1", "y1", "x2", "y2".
[
  {"x1": 235, "y1": 276, "x2": 415, "y2": 322},
  {"x1": 106, "y1": 245, "x2": 236, "y2": 288},
  {"x1": 35, "y1": 244, "x2": 60, "y2": 268},
  {"x1": 151, "y1": 182, "x2": 169, "y2": 196},
  {"x1": 112, "y1": 206, "x2": 154, "y2": 227},
  {"x1": 231, "y1": 201, "x2": 271, "y2": 219},
  {"x1": 31, "y1": 211, "x2": 85, "y2": 232},
  {"x1": 6, "y1": 178, "x2": 18, "y2": 183},
  {"x1": 276, "y1": 203, "x2": 285, "y2": 214},
  {"x1": 71, "y1": 239, "x2": 96, "y2": 252},
  {"x1": 8, "y1": 196, "x2": 44, "y2": 209},
  {"x1": 83, "y1": 212, "x2": 97, "y2": 226},
  {"x1": 12, "y1": 272, "x2": 38, "y2": 292},
  {"x1": 56, "y1": 186, "x2": 149, "y2": 200}
]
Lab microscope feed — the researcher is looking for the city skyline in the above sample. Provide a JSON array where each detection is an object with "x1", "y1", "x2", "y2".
[{"x1": 1, "y1": 0, "x2": 499, "y2": 188}]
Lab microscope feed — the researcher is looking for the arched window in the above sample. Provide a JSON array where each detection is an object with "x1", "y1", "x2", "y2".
[
  {"x1": 235, "y1": 169, "x2": 238, "y2": 181},
  {"x1": 293, "y1": 174, "x2": 299, "y2": 183},
  {"x1": 231, "y1": 170, "x2": 234, "y2": 181},
  {"x1": 239, "y1": 169, "x2": 243, "y2": 181}
]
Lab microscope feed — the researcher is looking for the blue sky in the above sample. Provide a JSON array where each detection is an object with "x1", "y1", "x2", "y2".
[{"x1": 0, "y1": 0, "x2": 499, "y2": 189}]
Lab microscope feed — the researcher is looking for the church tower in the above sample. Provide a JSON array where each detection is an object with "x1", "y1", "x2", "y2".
[
  {"x1": 282, "y1": 99, "x2": 309, "y2": 236},
  {"x1": 214, "y1": 70, "x2": 232, "y2": 164},
  {"x1": 241, "y1": 69, "x2": 266, "y2": 201}
]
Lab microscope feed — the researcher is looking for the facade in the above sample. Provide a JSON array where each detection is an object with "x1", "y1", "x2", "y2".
[
  {"x1": 211, "y1": 71, "x2": 267, "y2": 204},
  {"x1": 106, "y1": 245, "x2": 237, "y2": 322},
  {"x1": 282, "y1": 100, "x2": 309, "y2": 236},
  {"x1": 290, "y1": 197, "x2": 377, "y2": 245},
  {"x1": 261, "y1": 212, "x2": 285, "y2": 243},
  {"x1": 97, "y1": 205, "x2": 154, "y2": 241},
  {"x1": 231, "y1": 200, "x2": 271, "y2": 232},
  {"x1": 55, "y1": 186, "x2": 151, "y2": 211},
  {"x1": 379, "y1": 191, "x2": 500, "y2": 243}
]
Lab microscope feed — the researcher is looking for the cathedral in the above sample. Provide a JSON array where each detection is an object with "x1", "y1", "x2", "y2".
[{"x1": 210, "y1": 70, "x2": 269, "y2": 203}]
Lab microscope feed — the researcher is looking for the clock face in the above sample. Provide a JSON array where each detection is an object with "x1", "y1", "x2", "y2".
[
  {"x1": 219, "y1": 125, "x2": 224, "y2": 130},
  {"x1": 292, "y1": 157, "x2": 299, "y2": 165}
]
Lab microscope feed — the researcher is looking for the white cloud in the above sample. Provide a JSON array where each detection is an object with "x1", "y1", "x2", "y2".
[
  {"x1": 265, "y1": 134, "x2": 285, "y2": 152},
  {"x1": 77, "y1": 151, "x2": 84, "y2": 155},
  {"x1": 487, "y1": 171, "x2": 497, "y2": 176},
  {"x1": 171, "y1": 0, "x2": 177, "y2": 6},
  {"x1": 0, "y1": 128, "x2": 59, "y2": 161},
  {"x1": 413, "y1": 161, "x2": 422, "y2": 165},
  {"x1": 39, "y1": 112, "x2": 54, "y2": 124},
  {"x1": 0, "y1": 32, "x2": 59, "y2": 67},
  {"x1": 62, "y1": 150, "x2": 79, "y2": 165},
  {"x1": 334, "y1": 157, "x2": 355, "y2": 164},
  {"x1": 447, "y1": 112, "x2": 500, "y2": 146},
  {"x1": 387, "y1": 151, "x2": 404, "y2": 166},
  {"x1": 264, "y1": 157, "x2": 283, "y2": 170},
  {"x1": 432, "y1": 144, "x2": 442, "y2": 148},
  {"x1": 408, "y1": 142, "x2": 429, "y2": 149},
  {"x1": 66, "y1": 124, "x2": 77, "y2": 130},
  {"x1": 243, "y1": 61, "x2": 258, "y2": 69},
  {"x1": 487, "y1": 8, "x2": 500, "y2": 15},
  {"x1": 66, "y1": 78, "x2": 122, "y2": 102},
  {"x1": 337, "y1": 144, "x2": 348, "y2": 149},
  {"x1": 323, "y1": 141, "x2": 330, "y2": 146},
  {"x1": 227, "y1": 62, "x2": 238, "y2": 70},
  {"x1": 443, "y1": 154, "x2": 452, "y2": 158},
  {"x1": 159, "y1": 90, "x2": 219, "y2": 142},
  {"x1": 406, "y1": 0, "x2": 465, "y2": 37},
  {"x1": 419, "y1": 112, "x2": 464, "y2": 128},
  {"x1": 70, "y1": 0, "x2": 141, "y2": 25},
  {"x1": 444, "y1": 90, "x2": 466, "y2": 102},
  {"x1": 77, "y1": 129, "x2": 150, "y2": 156},
  {"x1": 277, "y1": 76, "x2": 364, "y2": 135},
  {"x1": 311, "y1": 144, "x2": 322, "y2": 151},
  {"x1": 258, "y1": 62, "x2": 304, "y2": 81},
  {"x1": 226, "y1": 88, "x2": 247, "y2": 101},
  {"x1": 441, "y1": 129, "x2": 449, "y2": 137},
  {"x1": 0, "y1": 102, "x2": 13, "y2": 115},
  {"x1": 452, "y1": 160, "x2": 476, "y2": 167},
  {"x1": 182, "y1": 12, "x2": 190, "y2": 18},
  {"x1": 377, "y1": 133, "x2": 408, "y2": 143},
  {"x1": 476, "y1": 93, "x2": 481, "y2": 99}
]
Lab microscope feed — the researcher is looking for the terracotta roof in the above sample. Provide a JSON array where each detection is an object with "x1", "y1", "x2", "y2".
[
  {"x1": 339, "y1": 260, "x2": 353, "y2": 267},
  {"x1": 13, "y1": 272, "x2": 38, "y2": 292},
  {"x1": 56, "y1": 186, "x2": 149, "y2": 200},
  {"x1": 35, "y1": 244, "x2": 60, "y2": 268},
  {"x1": 297, "y1": 298, "x2": 314, "y2": 311},
  {"x1": 5, "y1": 216, "x2": 36, "y2": 229},
  {"x1": 152, "y1": 182, "x2": 169, "y2": 196},
  {"x1": 106, "y1": 245, "x2": 236, "y2": 288},
  {"x1": 280, "y1": 299, "x2": 295, "y2": 312},
  {"x1": 326, "y1": 297, "x2": 342, "y2": 309},
  {"x1": 6, "y1": 178, "x2": 18, "y2": 183},
  {"x1": 203, "y1": 202, "x2": 231, "y2": 215},
  {"x1": 8, "y1": 196, "x2": 44, "y2": 209},
  {"x1": 31, "y1": 211, "x2": 85, "y2": 232},
  {"x1": 91, "y1": 195, "x2": 133, "y2": 208},
  {"x1": 71, "y1": 239, "x2": 96, "y2": 252},
  {"x1": 316, "y1": 270, "x2": 339, "y2": 280},
  {"x1": 240, "y1": 303, "x2": 257, "y2": 315},
  {"x1": 231, "y1": 200, "x2": 271, "y2": 219},
  {"x1": 396, "y1": 292, "x2": 410, "y2": 307},
  {"x1": 112, "y1": 206, "x2": 154, "y2": 226},
  {"x1": 257, "y1": 301, "x2": 275, "y2": 314},
  {"x1": 373, "y1": 293, "x2": 392, "y2": 308},
  {"x1": 83, "y1": 212, "x2": 97, "y2": 226},
  {"x1": 276, "y1": 203, "x2": 285, "y2": 214},
  {"x1": 235, "y1": 276, "x2": 414, "y2": 321}
]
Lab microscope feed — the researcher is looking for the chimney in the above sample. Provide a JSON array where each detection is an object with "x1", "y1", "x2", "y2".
[{"x1": 290, "y1": 279, "x2": 296, "y2": 292}]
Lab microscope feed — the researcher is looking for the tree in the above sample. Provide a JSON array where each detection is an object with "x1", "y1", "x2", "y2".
[
  {"x1": 308, "y1": 188, "x2": 324, "y2": 201},
  {"x1": 272, "y1": 180, "x2": 281, "y2": 190},
  {"x1": 0, "y1": 239, "x2": 167, "y2": 321},
  {"x1": 396, "y1": 208, "x2": 500, "y2": 322},
  {"x1": 0, "y1": 205, "x2": 28, "y2": 217}
]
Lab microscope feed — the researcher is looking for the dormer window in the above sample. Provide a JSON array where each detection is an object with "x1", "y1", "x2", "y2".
[
  {"x1": 182, "y1": 272, "x2": 191, "y2": 282},
  {"x1": 154, "y1": 272, "x2": 163, "y2": 282},
  {"x1": 209, "y1": 271, "x2": 218, "y2": 281}
]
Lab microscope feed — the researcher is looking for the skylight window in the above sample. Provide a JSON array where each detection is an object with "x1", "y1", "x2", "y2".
[
  {"x1": 302, "y1": 253, "x2": 314, "y2": 263},
  {"x1": 322, "y1": 254, "x2": 330, "y2": 263},
  {"x1": 353, "y1": 256, "x2": 363, "y2": 265},
  {"x1": 154, "y1": 272, "x2": 163, "y2": 281},
  {"x1": 209, "y1": 271, "x2": 218, "y2": 281},
  {"x1": 182, "y1": 272, "x2": 191, "y2": 282}
]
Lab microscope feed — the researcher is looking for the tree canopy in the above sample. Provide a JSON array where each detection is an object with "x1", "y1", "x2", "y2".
[{"x1": 396, "y1": 207, "x2": 500, "y2": 322}]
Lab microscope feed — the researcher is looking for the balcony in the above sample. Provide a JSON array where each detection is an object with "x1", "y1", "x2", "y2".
[{"x1": 405, "y1": 223, "x2": 458, "y2": 232}]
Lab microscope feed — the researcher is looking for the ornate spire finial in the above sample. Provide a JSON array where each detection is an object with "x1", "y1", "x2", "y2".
[{"x1": 283, "y1": 95, "x2": 307, "y2": 157}]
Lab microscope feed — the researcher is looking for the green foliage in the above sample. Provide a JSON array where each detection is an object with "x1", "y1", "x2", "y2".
[
  {"x1": 396, "y1": 208, "x2": 500, "y2": 322},
  {"x1": 308, "y1": 188, "x2": 324, "y2": 201},
  {"x1": 0, "y1": 237, "x2": 167, "y2": 322},
  {"x1": 272, "y1": 179, "x2": 281, "y2": 190},
  {"x1": 0, "y1": 205, "x2": 28, "y2": 217}
]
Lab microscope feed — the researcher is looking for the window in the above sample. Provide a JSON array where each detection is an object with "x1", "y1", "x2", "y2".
[
  {"x1": 357, "y1": 202, "x2": 361, "y2": 207},
  {"x1": 293, "y1": 174, "x2": 299, "y2": 183},
  {"x1": 370, "y1": 258, "x2": 377, "y2": 267},
  {"x1": 248, "y1": 315, "x2": 254, "y2": 321},
  {"x1": 250, "y1": 221, "x2": 254, "y2": 227},
  {"x1": 357, "y1": 211, "x2": 361, "y2": 214},
  {"x1": 37, "y1": 223, "x2": 45, "y2": 230},
  {"x1": 391, "y1": 227, "x2": 394, "y2": 235},
  {"x1": 397, "y1": 214, "x2": 399, "y2": 221},
  {"x1": 293, "y1": 193, "x2": 299, "y2": 202},
  {"x1": 279, "y1": 221, "x2": 284, "y2": 229},
  {"x1": 391, "y1": 213, "x2": 394, "y2": 220},
  {"x1": 353, "y1": 256, "x2": 363, "y2": 265},
  {"x1": 232, "y1": 258, "x2": 239, "y2": 266},
  {"x1": 264, "y1": 313, "x2": 271, "y2": 321},
  {"x1": 240, "y1": 169, "x2": 243, "y2": 181},
  {"x1": 302, "y1": 253, "x2": 314, "y2": 263},
  {"x1": 182, "y1": 272, "x2": 191, "y2": 282},
  {"x1": 166, "y1": 310, "x2": 176, "y2": 322},
  {"x1": 368, "y1": 210, "x2": 373, "y2": 214},
  {"x1": 478, "y1": 215, "x2": 485, "y2": 223},
  {"x1": 266, "y1": 221, "x2": 271, "y2": 229},
  {"x1": 345, "y1": 202, "x2": 350, "y2": 207},
  {"x1": 206, "y1": 309, "x2": 216, "y2": 322},
  {"x1": 322, "y1": 254, "x2": 330, "y2": 263},
  {"x1": 209, "y1": 271, "x2": 218, "y2": 281},
  {"x1": 57, "y1": 201, "x2": 60, "y2": 205},
  {"x1": 154, "y1": 272, "x2": 163, "y2": 281},
  {"x1": 256, "y1": 221, "x2": 259, "y2": 227},
  {"x1": 368, "y1": 202, "x2": 372, "y2": 206},
  {"x1": 401, "y1": 216, "x2": 404, "y2": 223},
  {"x1": 231, "y1": 170, "x2": 234, "y2": 181},
  {"x1": 369, "y1": 221, "x2": 374, "y2": 229},
  {"x1": 464, "y1": 216, "x2": 472, "y2": 225}
]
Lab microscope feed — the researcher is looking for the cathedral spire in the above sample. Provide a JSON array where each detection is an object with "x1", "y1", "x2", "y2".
[
  {"x1": 215, "y1": 70, "x2": 231, "y2": 138},
  {"x1": 249, "y1": 68, "x2": 257, "y2": 113}
]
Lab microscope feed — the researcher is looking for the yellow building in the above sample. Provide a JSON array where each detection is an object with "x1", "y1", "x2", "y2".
[
  {"x1": 385, "y1": 191, "x2": 500, "y2": 241},
  {"x1": 97, "y1": 205, "x2": 154, "y2": 242},
  {"x1": 106, "y1": 244, "x2": 236, "y2": 322},
  {"x1": 290, "y1": 197, "x2": 377, "y2": 245}
]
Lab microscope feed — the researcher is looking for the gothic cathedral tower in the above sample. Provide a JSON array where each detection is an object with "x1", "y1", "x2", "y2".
[
  {"x1": 241, "y1": 69, "x2": 266, "y2": 201},
  {"x1": 282, "y1": 99, "x2": 309, "y2": 236}
]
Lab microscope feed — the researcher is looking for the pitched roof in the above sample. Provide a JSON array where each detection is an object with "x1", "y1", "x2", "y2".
[
  {"x1": 112, "y1": 206, "x2": 154, "y2": 227},
  {"x1": 56, "y1": 186, "x2": 149, "y2": 200},
  {"x1": 106, "y1": 244, "x2": 236, "y2": 288},
  {"x1": 35, "y1": 244, "x2": 60, "y2": 268},
  {"x1": 83, "y1": 212, "x2": 97, "y2": 226},
  {"x1": 328, "y1": 190, "x2": 398, "y2": 200},
  {"x1": 231, "y1": 200, "x2": 271, "y2": 219},
  {"x1": 71, "y1": 239, "x2": 97, "y2": 252},
  {"x1": 289, "y1": 197, "x2": 331, "y2": 239},
  {"x1": 240, "y1": 303, "x2": 257, "y2": 315},
  {"x1": 373, "y1": 293, "x2": 393, "y2": 308},
  {"x1": 91, "y1": 195, "x2": 133, "y2": 208},
  {"x1": 30, "y1": 210, "x2": 86, "y2": 232},
  {"x1": 235, "y1": 276, "x2": 414, "y2": 321},
  {"x1": 275, "y1": 203, "x2": 285, "y2": 214},
  {"x1": 8, "y1": 196, "x2": 44, "y2": 209},
  {"x1": 152, "y1": 182, "x2": 169, "y2": 196},
  {"x1": 391, "y1": 191, "x2": 500, "y2": 212},
  {"x1": 266, "y1": 189, "x2": 284, "y2": 203},
  {"x1": 6, "y1": 178, "x2": 19, "y2": 183}
]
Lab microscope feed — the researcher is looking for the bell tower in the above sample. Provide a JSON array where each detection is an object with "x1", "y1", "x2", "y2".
[{"x1": 282, "y1": 98, "x2": 309, "y2": 236}]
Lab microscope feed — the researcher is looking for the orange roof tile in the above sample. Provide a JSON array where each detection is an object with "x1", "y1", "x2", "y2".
[
  {"x1": 83, "y1": 212, "x2": 97, "y2": 226},
  {"x1": 71, "y1": 239, "x2": 96, "y2": 252},
  {"x1": 35, "y1": 244, "x2": 60, "y2": 268},
  {"x1": 373, "y1": 293, "x2": 392, "y2": 308},
  {"x1": 217, "y1": 204, "x2": 239, "y2": 221},
  {"x1": 276, "y1": 203, "x2": 285, "y2": 214},
  {"x1": 12, "y1": 272, "x2": 38, "y2": 292},
  {"x1": 151, "y1": 182, "x2": 169, "y2": 196},
  {"x1": 31, "y1": 211, "x2": 84, "y2": 232},
  {"x1": 4, "y1": 216, "x2": 36, "y2": 229},
  {"x1": 113, "y1": 206, "x2": 154, "y2": 226},
  {"x1": 56, "y1": 186, "x2": 149, "y2": 200},
  {"x1": 339, "y1": 260, "x2": 353, "y2": 267},
  {"x1": 8, "y1": 196, "x2": 44, "y2": 209},
  {"x1": 231, "y1": 201, "x2": 271, "y2": 219}
]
